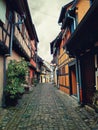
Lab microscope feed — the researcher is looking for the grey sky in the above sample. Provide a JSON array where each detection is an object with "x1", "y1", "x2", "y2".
[{"x1": 28, "y1": 0, "x2": 72, "y2": 62}]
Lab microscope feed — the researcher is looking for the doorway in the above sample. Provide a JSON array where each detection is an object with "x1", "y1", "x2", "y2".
[{"x1": 69, "y1": 65, "x2": 77, "y2": 97}]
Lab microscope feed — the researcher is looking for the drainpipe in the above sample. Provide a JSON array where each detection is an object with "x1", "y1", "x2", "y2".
[
  {"x1": 2, "y1": 12, "x2": 26, "y2": 107},
  {"x1": 78, "y1": 59, "x2": 83, "y2": 105},
  {"x1": 76, "y1": 57, "x2": 83, "y2": 105},
  {"x1": 8, "y1": 12, "x2": 26, "y2": 56},
  {"x1": 9, "y1": 23, "x2": 14, "y2": 56},
  {"x1": 2, "y1": 11, "x2": 14, "y2": 107},
  {"x1": 2, "y1": 56, "x2": 6, "y2": 107},
  {"x1": 76, "y1": 58, "x2": 80, "y2": 103},
  {"x1": 68, "y1": 11, "x2": 76, "y2": 30},
  {"x1": 2, "y1": 26, "x2": 14, "y2": 108}
]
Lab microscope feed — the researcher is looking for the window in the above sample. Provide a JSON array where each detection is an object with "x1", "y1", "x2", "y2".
[
  {"x1": 62, "y1": 66, "x2": 65, "y2": 74},
  {"x1": 69, "y1": 21, "x2": 74, "y2": 33},
  {"x1": 0, "y1": 0, "x2": 6, "y2": 23},
  {"x1": 58, "y1": 69, "x2": 61, "y2": 75},
  {"x1": 57, "y1": 47, "x2": 60, "y2": 56},
  {"x1": 17, "y1": 14, "x2": 22, "y2": 31},
  {"x1": 69, "y1": 15, "x2": 77, "y2": 34},
  {"x1": 22, "y1": 24, "x2": 26, "y2": 37},
  {"x1": 28, "y1": 38, "x2": 31, "y2": 50}
]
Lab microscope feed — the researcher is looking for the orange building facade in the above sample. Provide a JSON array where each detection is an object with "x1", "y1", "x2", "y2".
[
  {"x1": 58, "y1": 1, "x2": 79, "y2": 99},
  {"x1": 50, "y1": 0, "x2": 97, "y2": 105},
  {"x1": 64, "y1": 0, "x2": 98, "y2": 105},
  {"x1": 58, "y1": 0, "x2": 94, "y2": 104}
]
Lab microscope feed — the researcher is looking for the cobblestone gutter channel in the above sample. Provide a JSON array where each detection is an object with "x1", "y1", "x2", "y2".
[
  {"x1": 52, "y1": 89, "x2": 90, "y2": 130},
  {"x1": 55, "y1": 90, "x2": 98, "y2": 130},
  {"x1": 0, "y1": 90, "x2": 36, "y2": 130},
  {"x1": 0, "y1": 83, "x2": 98, "y2": 130}
]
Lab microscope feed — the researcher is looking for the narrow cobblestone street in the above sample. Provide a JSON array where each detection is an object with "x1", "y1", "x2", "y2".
[{"x1": 0, "y1": 83, "x2": 98, "y2": 130}]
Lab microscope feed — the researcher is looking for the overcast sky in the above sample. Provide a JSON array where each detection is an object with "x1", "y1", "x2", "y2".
[{"x1": 28, "y1": 0, "x2": 72, "y2": 63}]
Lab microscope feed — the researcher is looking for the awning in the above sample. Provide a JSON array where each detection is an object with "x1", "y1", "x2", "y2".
[{"x1": 64, "y1": 0, "x2": 98, "y2": 56}]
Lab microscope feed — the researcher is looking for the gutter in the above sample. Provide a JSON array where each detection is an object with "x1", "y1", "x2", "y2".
[
  {"x1": 68, "y1": 12, "x2": 76, "y2": 30},
  {"x1": 68, "y1": 0, "x2": 78, "y2": 30}
]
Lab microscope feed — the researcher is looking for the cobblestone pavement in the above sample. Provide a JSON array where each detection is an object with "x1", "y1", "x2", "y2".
[{"x1": 0, "y1": 83, "x2": 98, "y2": 130}]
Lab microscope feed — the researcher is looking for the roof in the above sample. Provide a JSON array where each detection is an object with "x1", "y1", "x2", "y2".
[
  {"x1": 61, "y1": 10, "x2": 73, "y2": 29},
  {"x1": 50, "y1": 31, "x2": 63, "y2": 54},
  {"x1": 37, "y1": 55, "x2": 43, "y2": 63},
  {"x1": 58, "y1": 1, "x2": 74, "y2": 23},
  {"x1": 50, "y1": 39, "x2": 56, "y2": 54},
  {"x1": 43, "y1": 63, "x2": 51, "y2": 72}
]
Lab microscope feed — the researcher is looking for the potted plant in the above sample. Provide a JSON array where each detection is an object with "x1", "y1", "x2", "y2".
[
  {"x1": 5, "y1": 78, "x2": 20, "y2": 106},
  {"x1": 4, "y1": 58, "x2": 28, "y2": 106}
]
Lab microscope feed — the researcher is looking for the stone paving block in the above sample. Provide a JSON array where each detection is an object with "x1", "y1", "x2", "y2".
[{"x1": 0, "y1": 83, "x2": 98, "y2": 130}]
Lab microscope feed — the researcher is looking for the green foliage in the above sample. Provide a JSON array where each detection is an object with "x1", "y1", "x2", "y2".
[
  {"x1": 18, "y1": 86, "x2": 25, "y2": 94},
  {"x1": 5, "y1": 58, "x2": 28, "y2": 99}
]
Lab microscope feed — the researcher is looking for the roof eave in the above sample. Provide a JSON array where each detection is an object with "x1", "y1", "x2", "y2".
[{"x1": 58, "y1": 0, "x2": 75, "y2": 24}]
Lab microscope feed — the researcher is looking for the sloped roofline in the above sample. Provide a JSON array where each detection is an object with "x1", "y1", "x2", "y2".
[
  {"x1": 58, "y1": 0, "x2": 75, "y2": 23},
  {"x1": 6, "y1": 0, "x2": 39, "y2": 42}
]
